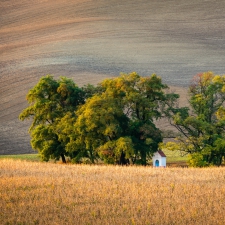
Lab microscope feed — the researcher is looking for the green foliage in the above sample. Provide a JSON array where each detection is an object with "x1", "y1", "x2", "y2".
[
  {"x1": 65, "y1": 94, "x2": 127, "y2": 164},
  {"x1": 98, "y1": 137, "x2": 134, "y2": 164},
  {"x1": 188, "y1": 153, "x2": 209, "y2": 167},
  {"x1": 62, "y1": 72, "x2": 179, "y2": 165},
  {"x1": 20, "y1": 73, "x2": 179, "y2": 165},
  {"x1": 19, "y1": 75, "x2": 86, "y2": 163},
  {"x1": 164, "y1": 72, "x2": 225, "y2": 166}
]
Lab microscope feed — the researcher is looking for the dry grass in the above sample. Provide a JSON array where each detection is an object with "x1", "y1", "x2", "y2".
[{"x1": 1, "y1": 159, "x2": 225, "y2": 225}]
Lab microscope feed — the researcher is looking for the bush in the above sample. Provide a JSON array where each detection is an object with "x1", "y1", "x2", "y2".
[{"x1": 188, "y1": 153, "x2": 209, "y2": 167}]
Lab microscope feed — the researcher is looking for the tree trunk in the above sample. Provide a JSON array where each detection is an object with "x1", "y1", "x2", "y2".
[
  {"x1": 141, "y1": 151, "x2": 147, "y2": 166},
  {"x1": 218, "y1": 155, "x2": 223, "y2": 166},
  {"x1": 89, "y1": 150, "x2": 95, "y2": 164},
  {"x1": 119, "y1": 151, "x2": 129, "y2": 165},
  {"x1": 61, "y1": 154, "x2": 66, "y2": 163}
]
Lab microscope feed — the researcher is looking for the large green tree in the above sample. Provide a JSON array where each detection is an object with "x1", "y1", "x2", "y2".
[
  {"x1": 100, "y1": 72, "x2": 166, "y2": 165},
  {"x1": 66, "y1": 94, "x2": 132, "y2": 164},
  {"x1": 64, "y1": 72, "x2": 179, "y2": 165},
  {"x1": 165, "y1": 72, "x2": 225, "y2": 166},
  {"x1": 19, "y1": 75, "x2": 86, "y2": 163}
]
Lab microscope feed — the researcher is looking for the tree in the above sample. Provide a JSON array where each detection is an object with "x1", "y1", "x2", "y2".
[
  {"x1": 62, "y1": 94, "x2": 132, "y2": 164},
  {"x1": 164, "y1": 72, "x2": 225, "y2": 166},
  {"x1": 65, "y1": 72, "x2": 179, "y2": 165},
  {"x1": 19, "y1": 75, "x2": 86, "y2": 163},
  {"x1": 100, "y1": 72, "x2": 179, "y2": 165}
]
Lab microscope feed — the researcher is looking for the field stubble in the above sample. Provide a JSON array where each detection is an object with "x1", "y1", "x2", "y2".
[{"x1": 0, "y1": 159, "x2": 225, "y2": 225}]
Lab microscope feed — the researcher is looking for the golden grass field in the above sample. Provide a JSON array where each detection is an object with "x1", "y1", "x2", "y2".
[
  {"x1": 1, "y1": 159, "x2": 225, "y2": 225},
  {"x1": 1, "y1": 0, "x2": 225, "y2": 155}
]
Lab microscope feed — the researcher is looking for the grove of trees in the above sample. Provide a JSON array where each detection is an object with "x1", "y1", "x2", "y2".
[{"x1": 20, "y1": 71, "x2": 225, "y2": 166}]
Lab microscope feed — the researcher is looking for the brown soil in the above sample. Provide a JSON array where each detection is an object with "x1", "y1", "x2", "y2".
[{"x1": 0, "y1": 0, "x2": 225, "y2": 154}]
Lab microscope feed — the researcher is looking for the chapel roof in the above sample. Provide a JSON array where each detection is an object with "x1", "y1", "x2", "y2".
[{"x1": 157, "y1": 150, "x2": 166, "y2": 157}]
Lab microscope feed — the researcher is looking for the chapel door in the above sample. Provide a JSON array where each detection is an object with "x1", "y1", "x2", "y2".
[{"x1": 155, "y1": 160, "x2": 159, "y2": 167}]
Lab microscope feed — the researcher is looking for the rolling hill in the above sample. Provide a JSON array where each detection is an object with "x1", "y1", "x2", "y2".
[{"x1": 1, "y1": 0, "x2": 225, "y2": 155}]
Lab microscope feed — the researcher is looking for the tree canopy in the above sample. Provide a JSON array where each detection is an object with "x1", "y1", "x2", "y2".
[
  {"x1": 164, "y1": 72, "x2": 225, "y2": 166},
  {"x1": 20, "y1": 72, "x2": 179, "y2": 165},
  {"x1": 57, "y1": 72, "x2": 179, "y2": 165},
  {"x1": 20, "y1": 71, "x2": 225, "y2": 166},
  {"x1": 19, "y1": 75, "x2": 88, "y2": 162}
]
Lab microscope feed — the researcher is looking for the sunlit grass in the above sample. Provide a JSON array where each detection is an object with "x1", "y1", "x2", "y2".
[
  {"x1": 1, "y1": 159, "x2": 225, "y2": 224},
  {"x1": 0, "y1": 154, "x2": 40, "y2": 162},
  {"x1": 0, "y1": 149, "x2": 188, "y2": 165},
  {"x1": 163, "y1": 149, "x2": 188, "y2": 162}
]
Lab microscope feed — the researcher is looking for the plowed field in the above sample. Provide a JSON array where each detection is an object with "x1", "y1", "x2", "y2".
[{"x1": 1, "y1": 0, "x2": 225, "y2": 154}]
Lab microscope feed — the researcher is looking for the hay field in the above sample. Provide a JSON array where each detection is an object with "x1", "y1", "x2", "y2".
[
  {"x1": 0, "y1": 159, "x2": 225, "y2": 225},
  {"x1": 1, "y1": 0, "x2": 225, "y2": 154}
]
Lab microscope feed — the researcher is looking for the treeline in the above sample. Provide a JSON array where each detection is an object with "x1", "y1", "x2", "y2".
[{"x1": 20, "y1": 72, "x2": 225, "y2": 166}]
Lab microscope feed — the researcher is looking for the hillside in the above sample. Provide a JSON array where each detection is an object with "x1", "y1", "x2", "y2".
[{"x1": 0, "y1": 0, "x2": 225, "y2": 154}]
